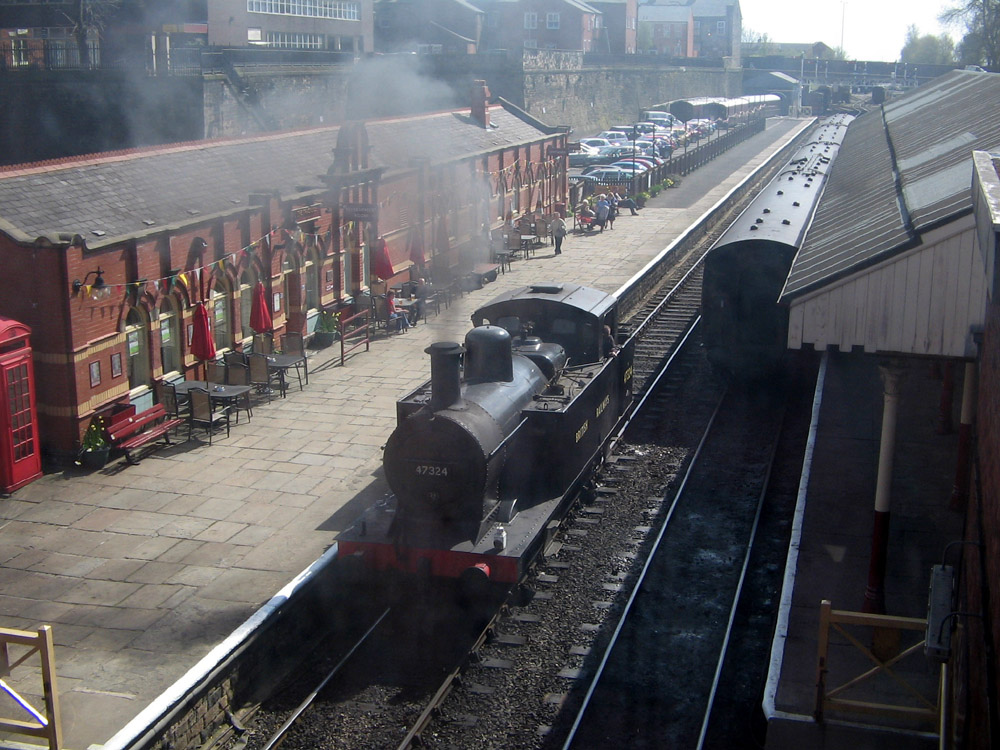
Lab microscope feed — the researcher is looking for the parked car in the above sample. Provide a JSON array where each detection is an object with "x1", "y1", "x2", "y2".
[
  {"x1": 582, "y1": 163, "x2": 630, "y2": 175},
  {"x1": 579, "y1": 137, "x2": 613, "y2": 150},
  {"x1": 608, "y1": 161, "x2": 648, "y2": 175},
  {"x1": 592, "y1": 145, "x2": 633, "y2": 162},
  {"x1": 595, "y1": 130, "x2": 629, "y2": 144},
  {"x1": 578, "y1": 168, "x2": 633, "y2": 184},
  {"x1": 569, "y1": 147, "x2": 601, "y2": 167}
]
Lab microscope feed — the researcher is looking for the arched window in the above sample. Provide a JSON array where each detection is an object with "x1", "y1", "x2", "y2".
[
  {"x1": 210, "y1": 280, "x2": 232, "y2": 352},
  {"x1": 239, "y1": 268, "x2": 257, "y2": 340},
  {"x1": 124, "y1": 306, "x2": 151, "y2": 391},
  {"x1": 158, "y1": 296, "x2": 182, "y2": 376}
]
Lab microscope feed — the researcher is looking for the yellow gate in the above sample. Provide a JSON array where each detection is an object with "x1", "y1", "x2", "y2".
[{"x1": 0, "y1": 625, "x2": 62, "y2": 749}]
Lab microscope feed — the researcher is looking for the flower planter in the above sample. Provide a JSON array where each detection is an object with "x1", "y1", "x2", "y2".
[
  {"x1": 311, "y1": 330, "x2": 339, "y2": 348},
  {"x1": 79, "y1": 446, "x2": 110, "y2": 470}
]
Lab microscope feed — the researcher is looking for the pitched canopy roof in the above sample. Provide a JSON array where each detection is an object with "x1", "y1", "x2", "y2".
[
  {"x1": 0, "y1": 104, "x2": 550, "y2": 249},
  {"x1": 782, "y1": 70, "x2": 1000, "y2": 300}
]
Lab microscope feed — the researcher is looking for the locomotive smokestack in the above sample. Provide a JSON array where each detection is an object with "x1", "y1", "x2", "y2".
[{"x1": 426, "y1": 341, "x2": 465, "y2": 410}]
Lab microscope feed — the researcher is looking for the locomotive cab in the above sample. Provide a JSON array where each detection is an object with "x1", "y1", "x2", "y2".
[{"x1": 472, "y1": 282, "x2": 618, "y2": 365}]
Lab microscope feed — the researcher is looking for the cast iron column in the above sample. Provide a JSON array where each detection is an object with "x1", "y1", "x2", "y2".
[
  {"x1": 863, "y1": 360, "x2": 906, "y2": 614},
  {"x1": 950, "y1": 361, "x2": 978, "y2": 510}
]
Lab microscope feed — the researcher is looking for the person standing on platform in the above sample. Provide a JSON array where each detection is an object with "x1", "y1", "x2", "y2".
[
  {"x1": 595, "y1": 195, "x2": 610, "y2": 231},
  {"x1": 551, "y1": 215, "x2": 567, "y2": 255}
]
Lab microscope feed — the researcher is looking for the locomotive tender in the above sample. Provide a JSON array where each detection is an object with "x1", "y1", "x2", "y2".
[
  {"x1": 701, "y1": 114, "x2": 854, "y2": 379},
  {"x1": 337, "y1": 283, "x2": 635, "y2": 585}
]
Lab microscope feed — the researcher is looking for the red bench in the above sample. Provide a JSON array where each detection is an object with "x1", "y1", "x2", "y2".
[{"x1": 107, "y1": 404, "x2": 185, "y2": 465}]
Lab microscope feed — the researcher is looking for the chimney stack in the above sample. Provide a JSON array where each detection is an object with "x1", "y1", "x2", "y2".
[{"x1": 471, "y1": 79, "x2": 491, "y2": 128}]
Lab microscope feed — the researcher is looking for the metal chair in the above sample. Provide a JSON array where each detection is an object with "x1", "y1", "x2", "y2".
[
  {"x1": 252, "y1": 333, "x2": 274, "y2": 355},
  {"x1": 248, "y1": 353, "x2": 283, "y2": 403},
  {"x1": 279, "y1": 332, "x2": 308, "y2": 386},
  {"x1": 224, "y1": 351, "x2": 247, "y2": 373},
  {"x1": 205, "y1": 361, "x2": 225, "y2": 385},
  {"x1": 160, "y1": 382, "x2": 188, "y2": 421},
  {"x1": 225, "y1": 364, "x2": 253, "y2": 423},
  {"x1": 187, "y1": 387, "x2": 231, "y2": 444}
]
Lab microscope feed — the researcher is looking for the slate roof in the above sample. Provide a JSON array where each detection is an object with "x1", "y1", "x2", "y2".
[
  {"x1": 781, "y1": 70, "x2": 1000, "y2": 300},
  {"x1": 0, "y1": 105, "x2": 550, "y2": 248}
]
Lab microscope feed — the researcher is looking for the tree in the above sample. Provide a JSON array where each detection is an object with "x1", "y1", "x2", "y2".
[
  {"x1": 900, "y1": 24, "x2": 956, "y2": 63},
  {"x1": 62, "y1": 0, "x2": 123, "y2": 68},
  {"x1": 637, "y1": 22, "x2": 653, "y2": 53},
  {"x1": 741, "y1": 28, "x2": 775, "y2": 57},
  {"x1": 941, "y1": 0, "x2": 1000, "y2": 67}
]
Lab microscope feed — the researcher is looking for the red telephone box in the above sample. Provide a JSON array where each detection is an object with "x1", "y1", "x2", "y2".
[{"x1": 0, "y1": 317, "x2": 42, "y2": 493}]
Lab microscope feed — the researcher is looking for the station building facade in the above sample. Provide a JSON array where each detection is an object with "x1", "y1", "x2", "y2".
[{"x1": 0, "y1": 83, "x2": 567, "y2": 459}]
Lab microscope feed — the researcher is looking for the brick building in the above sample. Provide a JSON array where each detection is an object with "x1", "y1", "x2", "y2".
[
  {"x1": 478, "y1": 0, "x2": 601, "y2": 52},
  {"x1": 0, "y1": 82, "x2": 568, "y2": 459}
]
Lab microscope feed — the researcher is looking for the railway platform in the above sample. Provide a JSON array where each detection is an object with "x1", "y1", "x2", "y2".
[
  {"x1": 0, "y1": 117, "x2": 807, "y2": 750},
  {"x1": 764, "y1": 353, "x2": 966, "y2": 749}
]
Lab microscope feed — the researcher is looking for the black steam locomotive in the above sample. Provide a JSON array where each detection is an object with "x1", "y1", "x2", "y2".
[
  {"x1": 701, "y1": 114, "x2": 854, "y2": 379},
  {"x1": 337, "y1": 283, "x2": 634, "y2": 586}
]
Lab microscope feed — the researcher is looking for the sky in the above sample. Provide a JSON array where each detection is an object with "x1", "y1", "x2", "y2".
[{"x1": 740, "y1": 0, "x2": 961, "y2": 62}]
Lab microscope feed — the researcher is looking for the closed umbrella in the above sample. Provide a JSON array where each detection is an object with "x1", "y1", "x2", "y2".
[
  {"x1": 372, "y1": 237, "x2": 395, "y2": 280},
  {"x1": 249, "y1": 281, "x2": 273, "y2": 334},
  {"x1": 408, "y1": 227, "x2": 425, "y2": 267},
  {"x1": 190, "y1": 302, "x2": 216, "y2": 377}
]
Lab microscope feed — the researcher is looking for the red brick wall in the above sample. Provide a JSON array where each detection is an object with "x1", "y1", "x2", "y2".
[{"x1": 961, "y1": 293, "x2": 1000, "y2": 743}]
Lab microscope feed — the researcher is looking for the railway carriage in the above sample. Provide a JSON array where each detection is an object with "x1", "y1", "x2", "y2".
[
  {"x1": 338, "y1": 283, "x2": 635, "y2": 587},
  {"x1": 701, "y1": 114, "x2": 854, "y2": 379}
]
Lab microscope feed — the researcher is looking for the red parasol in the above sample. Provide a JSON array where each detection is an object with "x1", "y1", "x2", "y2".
[
  {"x1": 190, "y1": 302, "x2": 216, "y2": 364},
  {"x1": 407, "y1": 227, "x2": 425, "y2": 267},
  {"x1": 249, "y1": 281, "x2": 273, "y2": 334},
  {"x1": 434, "y1": 215, "x2": 451, "y2": 255},
  {"x1": 372, "y1": 236, "x2": 395, "y2": 280}
]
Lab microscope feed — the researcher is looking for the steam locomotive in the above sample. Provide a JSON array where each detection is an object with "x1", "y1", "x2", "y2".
[
  {"x1": 701, "y1": 114, "x2": 854, "y2": 379},
  {"x1": 337, "y1": 283, "x2": 635, "y2": 586}
]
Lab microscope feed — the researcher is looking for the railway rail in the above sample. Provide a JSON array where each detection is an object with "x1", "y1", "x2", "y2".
[{"x1": 562, "y1": 388, "x2": 787, "y2": 748}]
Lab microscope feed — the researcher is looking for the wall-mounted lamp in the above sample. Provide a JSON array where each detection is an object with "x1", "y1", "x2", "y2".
[{"x1": 72, "y1": 268, "x2": 112, "y2": 300}]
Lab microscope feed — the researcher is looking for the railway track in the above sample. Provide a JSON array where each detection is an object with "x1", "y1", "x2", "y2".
[
  {"x1": 561, "y1": 387, "x2": 787, "y2": 749},
  {"x1": 225, "y1": 592, "x2": 504, "y2": 750},
  {"x1": 210, "y1": 132, "x2": 820, "y2": 750}
]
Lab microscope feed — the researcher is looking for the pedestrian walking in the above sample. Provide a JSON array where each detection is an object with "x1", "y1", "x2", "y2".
[{"x1": 551, "y1": 215, "x2": 567, "y2": 254}]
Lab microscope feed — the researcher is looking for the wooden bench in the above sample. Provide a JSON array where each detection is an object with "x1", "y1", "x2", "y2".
[{"x1": 107, "y1": 404, "x2": 185, "y2": 465}]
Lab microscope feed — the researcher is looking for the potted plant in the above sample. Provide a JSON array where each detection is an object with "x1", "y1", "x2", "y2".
[
  {"x1": 635, "y1": 191, "x2": 650, "y2": 208},
  {"x1": 77, "y1": 417, "x2": 109, "y2": 470},
  {"x1": 311, "y1": 309, "x2": 341, "y2": 348}
]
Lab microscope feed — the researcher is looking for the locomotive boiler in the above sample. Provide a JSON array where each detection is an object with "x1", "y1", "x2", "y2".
[
  {"x1": 701, "y1": 114, "x2": 854, "y2": 379},
  {"x1": 337, "y1": 283, "x2": 635, "y2": 585}
]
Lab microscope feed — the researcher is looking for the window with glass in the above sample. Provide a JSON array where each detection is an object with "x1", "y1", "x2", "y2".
[
  {"x1": 486, "y1": 11, "x2": 498, "y2": 28},
  {"x1": 546, "y1": 13, "x2": 559, "y2": 29},
  {"x1": 247, "y1": 0, "x2": 360, "y2": 20},
  {"x1": 124, "y1": 307, "x2": 151, "y2": 391},
  {"x1": 211, "y1": 283, "x2": 232, "y2": 351},
  {"x1": 266, "y1": 32, "x2": 325, "y2": 48},
  {"x1": 305, "y1": 251, "x2": 320, "y2": 312},
  {"x1": 524, "y1": 12, "x2": 537, "y2": 29},
  {"x1": 717, "y1": 20, "x2": 726, "y2": 33},
  {"x1": 159, "y1": 297, "x2": 182, "y2": 376},
  {"x1": 239, "y1": 269, "x2": 257, "y2": 340}
]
